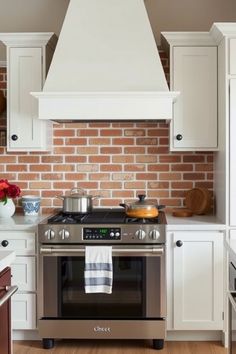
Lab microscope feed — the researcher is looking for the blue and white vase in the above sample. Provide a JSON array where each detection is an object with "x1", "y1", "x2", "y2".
[{"x1": 0, "y1": 199, "x2": 16, "y2": 218}]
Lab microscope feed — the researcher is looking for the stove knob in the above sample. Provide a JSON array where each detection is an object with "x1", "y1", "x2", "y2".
[
  {"x1": 59, "y1": 229, "x2": 70, "y2": 240},
  {"x1": 149, "y1": 230, "x2": 160, "y2": 240},
  {"x1": 44, "y1": 229, "x2": 55, "y2": 240},
  {"x1": 135, "y1": 229, "x2": 146, "y2": 240},
  {"x1": 110, "y1": 232, "x2": 115, "y2": 237}
]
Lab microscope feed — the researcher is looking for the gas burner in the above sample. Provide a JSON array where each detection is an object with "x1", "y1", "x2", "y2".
[
  {"x1": 47, "y1": 212, "x2": 87, "y2": 224},
  {"x1": 125, "y1": 217, "x2": 159, "y2": 224}
]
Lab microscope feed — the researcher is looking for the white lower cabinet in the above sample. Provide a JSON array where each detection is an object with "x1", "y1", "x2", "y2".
[
  {"x1": 12, "y1": 294, "x2": 36, "y2": 330},
  {"x1": 167, "y1": 230, "x2": 224, "y2": 330},
  {"x1": 0, "y1": 230, "x2": 36, "y2": 330}
]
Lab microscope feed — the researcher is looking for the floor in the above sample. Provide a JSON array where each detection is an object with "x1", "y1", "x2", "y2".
[{"x1": 13, "y1": 340, "x2": 228, "y2": 354}]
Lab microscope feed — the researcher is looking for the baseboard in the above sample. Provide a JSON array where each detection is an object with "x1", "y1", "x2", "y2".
[
  {"x1": 13, "y1": 330, "x2": 40, "y2": 340},
  {"x1": 167, "y1": 330, "x2": 223, "y2": 342}
]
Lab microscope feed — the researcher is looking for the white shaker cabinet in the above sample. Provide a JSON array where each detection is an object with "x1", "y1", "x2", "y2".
[
  {"x1": 0, "y1": 33, "x2": 57, "y2": 151},
  {"x1": 161, "y1": 33, "x2": 218, "y2": 151},
  {"x1": 167, "y1": 230, "x2": 224, "y2": 330},
  {"x1": 230, "y1": 79, "x2": 236, "y2": 226},
  {"x1": 0, "y1": 231, "x2": 37, "y2": 329}
]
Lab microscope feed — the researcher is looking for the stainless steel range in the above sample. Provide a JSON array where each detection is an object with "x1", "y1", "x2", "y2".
[{"x1": 38, "y1": 208, "x2": 166, "y2": 350}]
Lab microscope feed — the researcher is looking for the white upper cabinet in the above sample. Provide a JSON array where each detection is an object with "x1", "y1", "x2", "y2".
[
  {"x1": 0, "y1": 33, "x2": 57, "y2": 151},
  {"x1": 161, "y1": 33, "x2": 218, "y2": 151}
]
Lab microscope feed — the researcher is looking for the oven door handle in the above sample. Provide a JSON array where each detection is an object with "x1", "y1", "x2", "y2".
[
  {"x1": 0, "y1": 285, "x2": 18, "y2": 307},
  {"x1": 40, "y1": 247, "x2": 164, "y2": 255}
]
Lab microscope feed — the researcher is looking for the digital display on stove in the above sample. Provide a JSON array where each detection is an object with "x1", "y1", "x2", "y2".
[{"x1": 83, "y1": 227, "x2": 121, "y2": 240}]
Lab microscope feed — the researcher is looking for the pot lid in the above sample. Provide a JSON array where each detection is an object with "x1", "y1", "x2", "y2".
[{"x1": 129, "y1": 195, "x2": 157, "y2": 210}]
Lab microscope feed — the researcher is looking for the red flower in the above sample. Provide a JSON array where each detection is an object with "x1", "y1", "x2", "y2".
[
  {"x1": 7, "y1": 184, "x2": 21, "y2": 198},
  {"x1": 0, "y1": 179, "x2": 10, "y2": 190},
  {"x1": 0, "y1": 179, "x2": 21, "y2": 202}
]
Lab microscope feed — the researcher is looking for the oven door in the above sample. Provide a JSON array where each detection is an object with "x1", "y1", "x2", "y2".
[{"x1": 38, "y1": 245, "x2": 165, "y2": 320}]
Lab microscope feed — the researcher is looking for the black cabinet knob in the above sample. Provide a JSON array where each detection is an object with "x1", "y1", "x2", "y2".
[
  {"x1": 176, "y1": 240, "x2": 183, "y2": 247},
  {"x1": 11, "y1": 134, "x2": 18, "y2": 141},
  {"x1": 176, "y1": 134, "x2": 183, "y2": 141},
  {"x1": 1, "y1": 240, "x2": 9, "y2": 247}
]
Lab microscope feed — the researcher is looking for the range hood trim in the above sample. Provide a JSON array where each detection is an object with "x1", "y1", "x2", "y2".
[{"x1": 32, "y1": 91, "x2": 179, "y2": 121}]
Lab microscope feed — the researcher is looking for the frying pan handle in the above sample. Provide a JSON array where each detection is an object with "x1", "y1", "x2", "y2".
[{"x1": 157, "y1": 204, "x2": 165, "y2": 210}]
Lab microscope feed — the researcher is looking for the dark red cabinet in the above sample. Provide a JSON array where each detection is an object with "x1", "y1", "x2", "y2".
[{"x1": 0, "y1": 267, "x2": 11, "y2": 354}]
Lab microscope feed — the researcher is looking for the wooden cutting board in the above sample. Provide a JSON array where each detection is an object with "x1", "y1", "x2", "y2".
[
  {"x1": 172, "y1": 208, "x2": 193, "y2": 217},
  {"x1": 185, "y1": 188, "x2": 211, "y2": 215}
]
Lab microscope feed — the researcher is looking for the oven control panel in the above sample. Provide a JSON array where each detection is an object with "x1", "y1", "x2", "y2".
[{"x1": 83, "y1": 227, "x2": 121, "y2": 240}]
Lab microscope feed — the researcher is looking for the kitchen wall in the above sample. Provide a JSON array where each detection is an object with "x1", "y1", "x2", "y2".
[
  {"x1": 1, "y1": 0, "x2": 236, "y2": 61},
  {"x1": 0, "y1": 53, "x2": 214, "y2": 214}
]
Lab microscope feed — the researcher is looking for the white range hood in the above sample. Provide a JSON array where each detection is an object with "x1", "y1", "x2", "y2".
[{"x1": 32, "y1": 0, "x2": 179, "y2": 121}]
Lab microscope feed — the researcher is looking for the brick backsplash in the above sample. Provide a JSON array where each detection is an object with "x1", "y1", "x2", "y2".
[{"x1": 0, "y1": 52, "x2": 214, "y2": 214}]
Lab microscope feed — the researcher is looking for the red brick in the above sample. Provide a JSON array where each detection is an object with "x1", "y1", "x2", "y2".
[
  {"x1": 124, "y1": 147, "x2": 145, "y2": 154},
  {"x1": 124, "y1": 182, "x2": 146, "y2": 189},
  {"x1": 183, "y1": 155, "x2": 205, "y2": 162},
  {"x1": 18, "y1": 156, "x2": 40, "y2": 163},
  {"x1": 136, "y1": 173, "x2": 157, "y2": 180},
  {"x1": 159, "y1": 155, "x2": 181, "y2": 163},
  {"x1": 53, "y1": 164, "x2": 75, "y2": 172},
  {"x1": 113, "y1": 138, "x2": 134, "y2": 145},
  {"x1": 0, "y1": 156, "x2": 16, "y2": 163},
  {"x1": 101, "y1": 165, "x2": 122, "y2": 172},
  {"x1": 112, "y1": 156, "x2": 134, "y2": 163},
  {"x1": 183, "y1": 173, "x2": 205, "y2": 180},
  {"x1": 147, "y1": 147, "x2": 169, "y2": 153},
  {"x1": 195, "y1": 164, "x2": 213, "y2": 171},
  {"x1": 77, "y1": 147, "x2": 98, "y2": 154},
  {"x1": 100, "y1": 129, "x2": 122, "y2": 136},
  {"x1": 112, "y1": 191, "x2": 135, "y2": 198},
  {"x1": 112, "y1": 173, "x2": 134, "y2": 181},
  {"x1": 30, "y1": 165, "x2": 51, "y2": 172},
  {"x1": 100, "y1": 182, "x2": 122, "y2": 189},
  {"x1": 65, "y1": 138, "x2": 87, "y2": 145},
  {"x1": 42, "y1": 173, "x2": 63, "y2": 180},
  {"x1": 100, "y1": 147, "x2": 122, "y2": 154},
  {"x1": 171, "y1": 182, "x2": 193, "y2": 189},
  {"x1": 78, "y1": 129, "x2": 98, "y2": 136},
  {"x1": 147, "y1": 129, "x2": 168, "y2": 136},
  {"x1": 147, "y1": 190, "x2": 169, "y2": 198},
  {"x1": 90, "y1": 173, "x2": 110, "y2": 180},
  {"x1": 7, "y1": 165, "x2": 27, "y2": 172},
  {"x1": 124, "y1": 164, "x2": 146, "y2": 172},
  {"x1": 171, "y1": 164, "x2": 193, "y2": 171},
  {"x1": 136, "y1": 155, "x2": 157, "y2": 163},
  {"x1": 66, "y1": 156, "x2": 87, "y2": 163},
  {"x1": 148, "y1": 182, "x2": 169, "y2": 189},
  {"x1": 64, "y1": 173, "x2": 87, "y2": 180},
  {"x1": 124, "y1": 129, "x2": 145, "y2": 136},
  {"x1": 89, "y1": 156, "x2": 110, "y2": 163},
  {"x1": 42, "y1": 156, "x2": 63, "y2": 163},
  {"x1": 54, "y1": 129, "x2": 75, "y2": 137},
  {"x1": 148, "y1": 164, "x2": 169, "y2": 171},
  {"x1": 89, "y1": 138, "x2": 110, "y2": 145},
  {"x1": 53, "y1": 182, "x2": 75, "y2": 189},
  {"x1": 137, "y1": 138, "x2": 157, "y2": 145},
  {"x1": 18, "y1": 173, "x2": 39, "y2": 180}
]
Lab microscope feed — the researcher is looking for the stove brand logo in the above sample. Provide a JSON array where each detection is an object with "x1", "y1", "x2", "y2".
[{"x1": 94, "y1": 326, "x2": 111, "y2": 333}]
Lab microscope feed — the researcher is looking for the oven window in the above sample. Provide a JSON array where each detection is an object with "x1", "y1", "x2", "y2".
[{"x1": 44, "y1": 255, "x2": 162, "y2": 319}]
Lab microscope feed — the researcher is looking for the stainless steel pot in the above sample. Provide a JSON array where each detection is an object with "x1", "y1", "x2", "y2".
[{"x1": 56, "y1": 188, "x2": 100, "y2": 214}]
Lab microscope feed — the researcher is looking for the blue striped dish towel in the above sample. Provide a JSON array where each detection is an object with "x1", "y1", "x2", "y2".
[{"x1": 84, "y1": 246, "x2": 113, "y2": 294}]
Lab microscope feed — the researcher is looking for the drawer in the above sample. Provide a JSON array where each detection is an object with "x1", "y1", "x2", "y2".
[
  {"x1": 11, "y1": 257, "x2": 36, "y2": 291},
  {"x1": 0, "y1": 232, "x2": 35, "y2": 255},
  {"x1": 229, "y1": 38, "x2": 236, "y2": 75},
  {"x1": 12, "y1": 293, "x2": 36, "y2": 330}
]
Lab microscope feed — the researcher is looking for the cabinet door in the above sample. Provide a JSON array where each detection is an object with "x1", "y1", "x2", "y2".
[
  {"x1": 171, "y1": 46, "x2": 217, "y2": 150},
  {"x1": 7, "y1": 47, "x2": 49, "y2": 151},
  {"x1": 0, "y1": 232, "x2": 35, "y2": 255},
  {"x1": 12, "y1": 293, "x2": 36, "y2": 329},
  {"x1": 172, "y1": 231, "x2": 223, "y2": 330},
  {"x1": 11, "y1": 257, "x2": 36, "y2": 291},
  {"x1": 230, "y1": 79, "x2": 236, "y2": 226}
]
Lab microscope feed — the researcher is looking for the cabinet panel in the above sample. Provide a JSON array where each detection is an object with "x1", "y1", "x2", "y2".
[
  {"x1": 12, "y1": 293, "x2": 36, "y2": 330},
  {"x1": 11, "y1": 257, "x2": 36, "y2": 291},
  {"x1": 230, "y1": 79, "x2": 236, "y2": 226},
  {"x1": 0, "y1": 232, "x2": 35, "y2": 255},
  {"x1": 229, "y1": 39, "x2": 236, "y2": 75},
  {"x1": 172, "y1": 46, "x2": 217, "y2": 150},
  {"x1": 8, "y1": 47, "x2": 43, "y2": 150},
  {"x1": 0, "y1": 267, "x2": 11, "y2": 354},
  {"x1": 170, "y1": 231, "x2": 223, "y2": 330}
]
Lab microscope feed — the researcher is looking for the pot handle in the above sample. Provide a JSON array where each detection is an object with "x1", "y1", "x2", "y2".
[
  {"x1": 157, "y1": 204, "x2": 165, "y2": 210},
  {"x1": 70, "y1": 187, "x2": 86, "y2": 196},
  {"x1": 119, "y1": 203, "x2": 127, "y2": 209}
]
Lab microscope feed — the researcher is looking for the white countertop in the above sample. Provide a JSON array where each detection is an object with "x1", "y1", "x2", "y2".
[
  {"x1": 0, "y1": 214, "x2": 50, "y2": 230},
  {"x1": 0, "y1": 251, "x2": 15, "y2": 272},
  {"x1": 166, "y1": 213, "x2": 225, "y2": 230}
]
